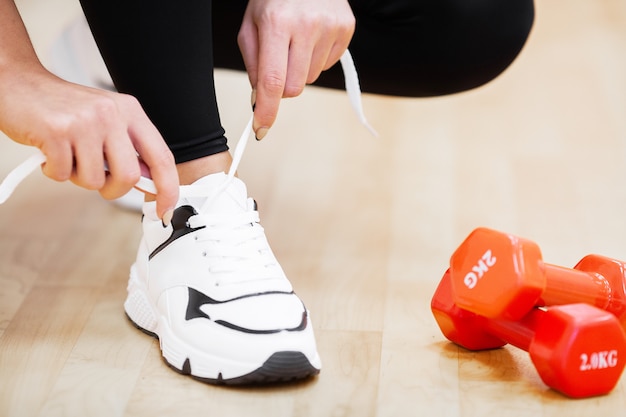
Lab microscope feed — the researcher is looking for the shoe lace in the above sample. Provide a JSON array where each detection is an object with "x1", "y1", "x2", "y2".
[
  {"x1": 189, "y1": 209, "x2": 280, "y2": 284},
  {"x1": 0, "y1": 50, "x2": 375, "y2": 204},
  {"x1": 174, "y1": 179, "x2": 278, "y2": 284}
]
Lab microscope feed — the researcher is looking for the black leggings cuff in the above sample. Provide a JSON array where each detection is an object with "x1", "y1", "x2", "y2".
[{"x1": 169, "y1": 134, "x2": 229, "y2": 165}]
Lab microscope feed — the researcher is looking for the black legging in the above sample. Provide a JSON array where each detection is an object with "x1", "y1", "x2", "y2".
[{"x1": 79, "y1": 0, "x2": 535, "y2": 164}]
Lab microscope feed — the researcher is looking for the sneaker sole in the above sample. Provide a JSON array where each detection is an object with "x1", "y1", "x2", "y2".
[
  {"x1": 124, "y1": 267, "x2": 321, "y2": 385},
  {"x1": 125, "y1": 313, "x2": 320, "y2": 385}
]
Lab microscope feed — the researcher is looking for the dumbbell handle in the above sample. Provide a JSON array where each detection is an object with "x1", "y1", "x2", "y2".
[
  {"x1": 539, "y1": 264, "x2": 612, "y2": 310},
  {"x1": 482, "y1": 307, "x2": 540, "y2": 352}
]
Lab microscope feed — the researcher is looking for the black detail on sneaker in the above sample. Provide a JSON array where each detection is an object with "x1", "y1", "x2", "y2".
[
  {"x1": 182, "y1": 358, "x2": 192, "y2": 375},
  {"x1": 172, "y1": 352, "x2": 319, "y2": 386},
  {"x1": 185, "y1": 287, "x2": 308, "y2": 334},
  {"x1": 149, "y1": 205, "x2": 205, "y2": 260},
  {"x1": 215, "y1": 313, "x2": 308, "y2": 334},
  {"x1": 219, "y1": 351, "x2": 320, "y2": 385},
  {"x1": 186, "y1": 287, "x2": 213, "y2": 320}
]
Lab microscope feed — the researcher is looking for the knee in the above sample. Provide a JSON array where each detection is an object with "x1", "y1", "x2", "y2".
[
  {"x1": 428, "y1": 0, "x2": 536, "y2": 95},
  {"x1": 344, "y1": 0, "x2": 536, "y2": 97}
]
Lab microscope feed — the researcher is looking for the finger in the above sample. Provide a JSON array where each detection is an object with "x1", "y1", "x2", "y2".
[
  {"x1": 98, "y1": 134, "x2": 142, "y2": 200},
  {"x1": 283, "y1": 39, "x2": 314, "y2": 98},
  {"x1": 71, "y1": 134, "x2": 106, "y2": 190},
  {"x1": 319, "y1": 15, "x2": 355, "y2": 73},
  {"x1": 40, "y1": 142, "x2": 73, "y2": 182},
  {"x1": 253, "y1": 26, "x2": 291, "y2": 139},
  {"x1": 325, "y1": 37, "x2": 353, "y2": 71},
  {"x1": 132, "y1": 158, "x2": 157, "y2": 195},
  {"x1": 307, "y1": 36, "x2": 335, "y2": 84},
  {"x1": 133, "y1": 139, "x2": 178, "y2": 219},
  {"x1": 124, "y1": 99, "x2": 178, "y2": 219},
  {"x1": 299, "y1": 12, "x2": 356, "y2": 83},
  {"x1": 331, "y1": 11, "x2": 357, "y2": 66},
  {"x1": 306, "y1": 38, "x2": 347, "y2": 85},
  {"x1": 237, "y1": 21, "x2": 260, "y2": 90}
]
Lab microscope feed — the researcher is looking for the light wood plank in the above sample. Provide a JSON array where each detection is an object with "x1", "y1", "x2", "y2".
[
  {"x1": 34, "y1": 213, "x2": 148, "y2": 417},
  {"x1": 1, "y1": 0, "x2": 626, "y2": 416},
  {"x1": 0, "y1": 287, "x2": 100, "y2": 417}
]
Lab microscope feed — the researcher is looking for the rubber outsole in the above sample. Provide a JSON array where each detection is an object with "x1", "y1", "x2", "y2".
[{"x1": 125, "y1": 313, "x2": 320, "y2": 386}]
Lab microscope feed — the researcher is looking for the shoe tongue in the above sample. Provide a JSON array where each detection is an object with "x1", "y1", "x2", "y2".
[{"x1": 181, "y1": 172, "x2": 248, "y2": 213}]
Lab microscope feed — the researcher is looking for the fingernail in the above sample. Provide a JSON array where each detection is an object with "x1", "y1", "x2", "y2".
[
  {"x1": 250, "y1": 88, "x2": 257, "y2": 112},
  {"x1": 162, "y1": 209, "x2": 174, "y2": 227},
  {"x1": 255, "y1": 127, "x2": 269, "y2": 141}
]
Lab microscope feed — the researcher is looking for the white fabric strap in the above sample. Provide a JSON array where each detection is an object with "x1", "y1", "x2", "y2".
[
  {"x1": 228, "y1": 116, "x2": 253, "y2": 181},
  {"x1": 0, "y1": 50, "x2": 374, "y2": 204},
  {"x1": 340, "y1": 50, "x2": 378, "y2": 137},
  {"x1": 0, "y1": 151, "x2": 46, "y2": 204},
  {"x1": 227, "y1": 50, "x2": 376, "y2": 179}
]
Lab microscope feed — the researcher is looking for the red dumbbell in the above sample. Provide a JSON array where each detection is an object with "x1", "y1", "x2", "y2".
[
  {"x1": 431, "y1": 270, "x2": 626, "y2": 398},
  {"x1": 449, "y1": 227, "x2": 626, "y2": 322}
]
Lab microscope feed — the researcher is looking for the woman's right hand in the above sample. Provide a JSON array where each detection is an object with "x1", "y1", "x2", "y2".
[
  {"x1": 0, "y1": 69, "x2": 179, "y2": 220},
  {"x1": 0, "y1": 0, "x2": 178, "y2": 220}
]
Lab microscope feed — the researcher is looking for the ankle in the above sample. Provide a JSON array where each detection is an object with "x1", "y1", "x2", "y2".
[
  {"x1": 176, "y1": 151, "x2": 233, "y2": 185},
  {"x1": 143, "y1": 151, "x2": 233, "y2": 203}
]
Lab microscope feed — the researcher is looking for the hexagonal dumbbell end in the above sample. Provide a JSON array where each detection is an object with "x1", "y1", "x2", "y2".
[
  {"x1": 431, "y1": 269, "x2": 507, "y2": 351},
  {"x1": 449, "y1": 227, "x2": 545, "y2": 321},
  {"x1": 529, "y1": 303, "x2": 626, "y2": 398},
  {"x1": 432, "y1": 271, "x2": 626, "y2": 398},
  {"x1": 449, "y1": 227, "x2": 626, "y2": 324}
]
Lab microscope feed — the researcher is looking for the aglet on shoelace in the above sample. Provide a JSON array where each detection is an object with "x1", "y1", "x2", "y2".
[{"x1": 0, "y1": 50, "x2": 377, "y2": 206}]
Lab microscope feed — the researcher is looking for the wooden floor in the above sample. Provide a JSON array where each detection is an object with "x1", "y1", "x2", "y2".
[{"x1": 2, "y1": 0, "x2": 626, "y2": 416}]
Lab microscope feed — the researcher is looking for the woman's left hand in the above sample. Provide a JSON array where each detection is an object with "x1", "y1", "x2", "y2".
[{"x1": 237, "y1": 0, "x2": 355, "y2": 139}]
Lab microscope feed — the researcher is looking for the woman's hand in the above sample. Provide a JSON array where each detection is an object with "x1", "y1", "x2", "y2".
[
  {"x1": 237, "y1": 0, "x2": 355, "y2": 139},
  {"x1": 0, "y1": 69, "x2": 179, "y2": 220},
  {"x1": 0, "y1": 0, "x2": 178, "y2": 219}
]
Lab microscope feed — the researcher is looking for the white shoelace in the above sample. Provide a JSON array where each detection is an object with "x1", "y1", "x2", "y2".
[
  {"x1": 191, "y1": 208, "x2": 280, "y2": 283},
  {"x1": 0, "y1": 50, "x2": 375, "y2": 205}
]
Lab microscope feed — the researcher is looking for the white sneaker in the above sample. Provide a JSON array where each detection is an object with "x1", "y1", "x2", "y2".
[
  {"x1": 125, "y1": 172, "x2": 321, "y2": 384},
  {"x1": 0, "y1": 49, "x2": 375, "y2": 385}
]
